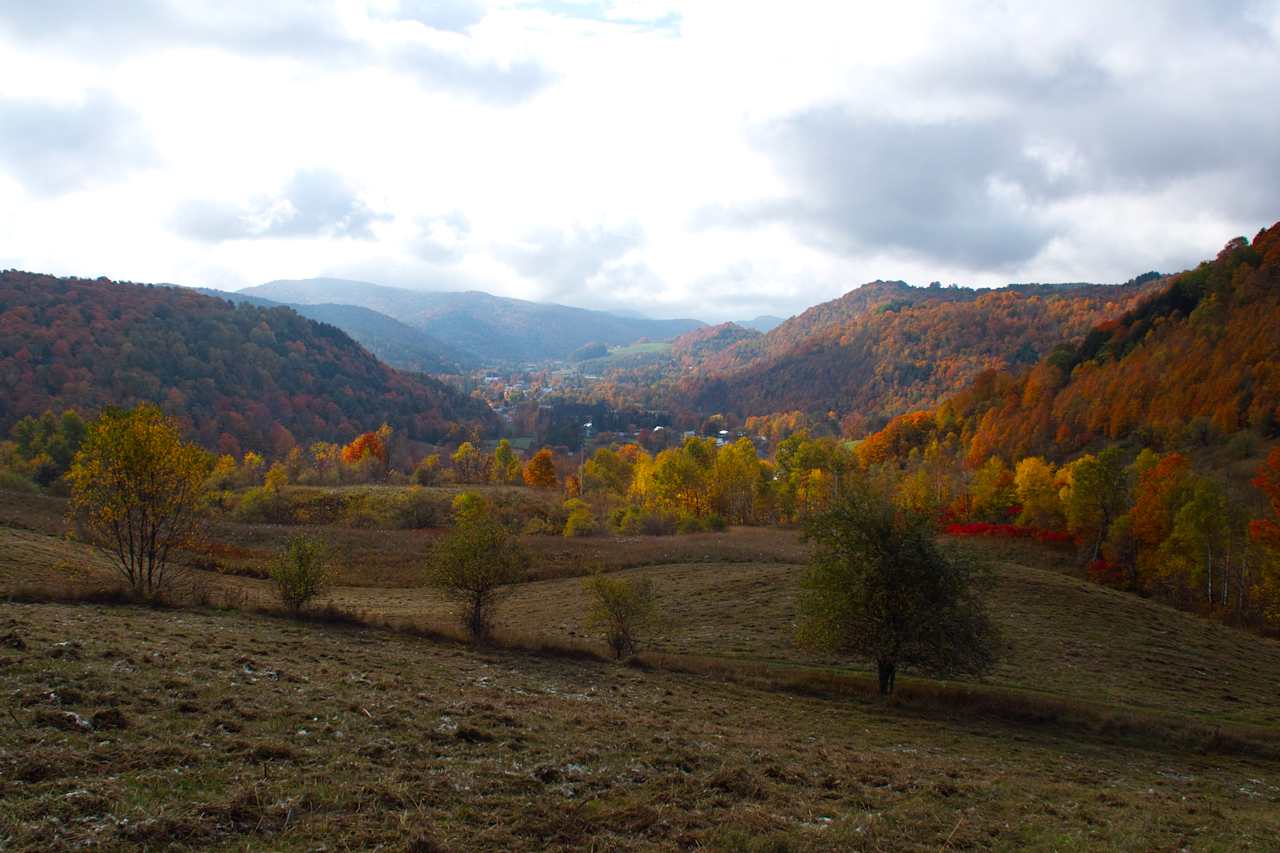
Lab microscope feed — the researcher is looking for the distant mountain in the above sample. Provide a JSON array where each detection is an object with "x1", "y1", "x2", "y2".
[
  {"x1": 196, "y1": 288, "x2": 471, "y2": 373},
  {"x1": 241, "y1": 278, "x2": 705, "y2": 363},
  {"x1": 737, "y1": 315, "x2": 785, "y2": 333},
  {"x1": 0, "y1": 271, "x2": 495, "y2": 455},
  {"x1": 675, "y1": 278, "x2": 1164, "y2": 429}
]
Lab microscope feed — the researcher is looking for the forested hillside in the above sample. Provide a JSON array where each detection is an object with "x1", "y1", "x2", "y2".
[
  {"x1": 916, "y1": 224, "x2": 1280, "y2": 465},
  {"x1": 669, "y1": 322, "x2": 761, "y2": 365},
  {"x1": 198, "y1": 288, "x2": 471, "y2": 374},
  {"x1": 244, "y1": 278, "x2": 705, "y2": 363},
  {"x1": 675, "y1": 278, "x2": 1162, "y2": 429},
  {"x1": 0, "y1": 272, "x2": 495, "y2": 455}
]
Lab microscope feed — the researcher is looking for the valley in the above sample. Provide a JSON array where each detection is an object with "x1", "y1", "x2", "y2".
[{"x1": 4, "y1": 5, "x2": 1280, "y2": 850}]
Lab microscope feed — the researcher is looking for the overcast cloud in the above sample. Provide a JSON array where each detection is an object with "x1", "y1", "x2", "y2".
[{"x1": 0, "y1": 0, "x2": 1277, "y2": 320}]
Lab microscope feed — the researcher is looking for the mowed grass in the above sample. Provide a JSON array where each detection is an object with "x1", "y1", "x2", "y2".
[
  {"x1": 0, "y1": 489, "x2": 802, "y2": 588},
  {"x1": 475, "y1": 545, "x2": 1280, "y2": 731},
  {"x1": 4, "y1": 489, "x2": 1280, "y2": 731},
  {"x1": 5, "y1": 486, "x2": 1280, "y2": 848},
  {"x1": 3, "y1": 601, "x2": 1280, "y2": 851}
]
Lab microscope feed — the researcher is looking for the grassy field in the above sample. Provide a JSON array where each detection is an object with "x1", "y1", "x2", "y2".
[
  {"x1": 4, "y1": 488, "x2": 1280, "y2": 848},
  {"x1": 4, "y1": 601, "x2": 1280, "y2": 850}
]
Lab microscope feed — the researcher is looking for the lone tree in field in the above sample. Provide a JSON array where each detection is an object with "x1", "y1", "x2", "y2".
[
  {"x1": 67, "y1": 404, "x2": 211, "y2": 599},
  {"x1": 796, "y1": 483, "x2": 998, "y2": 695},
  {"x1": 425, "y1": 498, "x2": 528, "y2": 640},
  {"x1": 583, "y1": 572, "x2": 659, "y2": 659},
  {"x1": 270, "y1": 535, "x2": 332, "y2": 612}
]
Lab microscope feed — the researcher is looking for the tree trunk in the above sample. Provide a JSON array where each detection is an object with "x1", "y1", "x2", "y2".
[
  {"x1": 1205, "y1": 543, "x2": 1213, "y2": 607},
  {"x1": 877, "y1": 661, "x2": 896, "y2": 696}
]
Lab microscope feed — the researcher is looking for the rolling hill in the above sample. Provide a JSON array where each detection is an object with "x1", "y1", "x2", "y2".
[
  {"x1": 242, "y1": 278, "x2": 705, "y2": 364},
  {"x1": 197, "y1": 288, "x2": 472, "y2": 374},
  {"x1": 674, "y1": 276, "x2": 1164, "y2": 429},
  {"x1": 0, "y1": 271, "x2": 495, "y2": 455},
  {"x1": 668, "y1": 321, "x2": 762, "y2": 365}
]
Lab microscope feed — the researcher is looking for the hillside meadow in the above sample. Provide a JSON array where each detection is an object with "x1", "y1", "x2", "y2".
[{"x1": 3, "y1": 484, "x2": 1280, "y2": 849}]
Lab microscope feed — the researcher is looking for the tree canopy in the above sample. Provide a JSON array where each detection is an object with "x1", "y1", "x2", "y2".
[
  {"x1": 797, "y1": 484, "x2": 998, "y2": 694},
  {"x1": 67, "y1": 404, "x2": 211, "y2": 598}
]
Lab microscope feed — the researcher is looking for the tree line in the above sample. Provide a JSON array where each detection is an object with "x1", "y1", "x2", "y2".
[{"x1": 63, "y1": 403, "x2": 1000, "y2": 695}]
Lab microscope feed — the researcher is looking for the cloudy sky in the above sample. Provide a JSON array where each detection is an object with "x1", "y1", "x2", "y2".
[{"x1": 1, "y1": 1, "x2": 1278, "y2": 321}]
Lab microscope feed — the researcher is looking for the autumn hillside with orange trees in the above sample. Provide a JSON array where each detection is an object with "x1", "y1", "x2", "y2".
[
  {"x1": 668, "y1": 321, "x2": 761, "y2": 367},
  {"x1": 0, "y1": 271, "x2": 496, "y2": 457},
  {"x1": 674, "y1": 276, "x2": 1163, "y2": 430},
  {"x1": 906, "y1": 222, "x2": 1280, "y2": 467}
]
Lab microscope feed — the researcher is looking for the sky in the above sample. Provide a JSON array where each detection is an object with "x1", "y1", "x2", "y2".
[{"x1": 1, "y1": 1, "x2": 1278, "y2": 322}]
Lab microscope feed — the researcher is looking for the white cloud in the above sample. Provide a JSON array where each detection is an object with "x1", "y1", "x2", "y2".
[{"x1": 0, "y1": 0, "x2": 1277, "y2": 320}]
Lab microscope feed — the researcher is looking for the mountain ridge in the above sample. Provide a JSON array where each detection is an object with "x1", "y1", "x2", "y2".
[
  {"x1": 672, "y1": 277, "x2": 1167, "y2": 429},
  {"x1": 242, "y1": 277, "x2": 706, "y2": 363},
  {"x1": 196, "y1": 287, "x2": 472, "y2": 373}
]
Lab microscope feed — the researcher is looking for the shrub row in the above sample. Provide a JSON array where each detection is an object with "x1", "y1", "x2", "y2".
[{"x1": 942, "y1": 521, "x2": 1074, "y2": 545}]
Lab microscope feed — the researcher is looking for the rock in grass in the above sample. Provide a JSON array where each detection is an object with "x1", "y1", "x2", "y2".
[{"x1": 36, "y1": 710, "x2": 93, "y2": 732}]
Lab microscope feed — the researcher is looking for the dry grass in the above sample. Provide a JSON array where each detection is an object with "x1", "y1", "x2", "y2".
[
  {"x1": 5, "y1": 487, "x2": 1280, "y2": 848},
  {"x1": 3, "y1": 601, "x2": 1279, "y2": 850},
  {"x1": 6, "y1": 506, "x2": 1280, "y2": 731}
]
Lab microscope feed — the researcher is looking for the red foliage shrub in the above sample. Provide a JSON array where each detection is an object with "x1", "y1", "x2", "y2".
[
  {"x1": 1087, "y1": 558, "x2": 1125, "y2": 588},
  {"x1": 942, "y1": 521, "x2": 1074, "y2": 547}
]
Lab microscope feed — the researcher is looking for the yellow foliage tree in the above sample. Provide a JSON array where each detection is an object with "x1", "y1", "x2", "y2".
[
  {"x1": 1014, "y1": 457, "x2": 1060, "y2": 529},
  {"x1": 67, "y1": 405, "x2": 211, "y2": 598},
  {"x1": 264, "y1": 461, "x2": 289, "y2": 493},
  {"x1": 452, "y1": 441, "x2": 488, "y2": 483},
  {"x1": 491, "y1": 439, "x2": 522, "y2": 484}
]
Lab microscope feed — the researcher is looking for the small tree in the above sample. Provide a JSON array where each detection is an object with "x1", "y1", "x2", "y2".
[
  {"x1": 264, "y1": 461, "x2": 288, "y2": 493},
  {"x1": 425, "y1": 499, "x2": 527, "y2": 640},
  {"x1": 970, "y1": 456, "x2": 1016, "y2": 521},
  {"x1": 341, "y1": 425, "x2": 391, "y2": 482},
  {"x1": 1014, "y1": 456, "x2": 1060, "y2": 529},
  {"x1": 451, "y1": 441, "x2": 488, "y2": 484},
  {"x1": 796, "y1": 483, "x2": 998, "y2": 695},
  {"x1": 563, "y1": 498, "x2": 597, "y2": 537},
  {"x1": 583, "y1": 572, "x2": 658, "y2": 659},
  {"x1": 67, "y1": 405, "x2": 211, "y2": 599},
  {"x1": 523, "y1": 448, "x2": 558, "y2": 489},
  {"x1": 269, "y1": 535, "x2": 332, "y2": 612},
  {"x1": 492, "y1": 439, "x2": 522, "y2": 485},
  {"x1": 414, "y1": 453, "x2": 441, "y2": 486},
  {"x1": 1063, "y1": 445, "x2": 1130, "y2": 562}
]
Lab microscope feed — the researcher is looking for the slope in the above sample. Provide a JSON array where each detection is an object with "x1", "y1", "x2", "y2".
[
  {"x1": 0, "y1": 271, "x2": 494, "y2": 454},
  {"x1": 3, "y1": 509, "x2": 1280, "y2": 848},
  {"x1": 243, "y1": 278, "x2": 705, "y2": 363},
  {"x1": 676, "y1": 277, "x2": 1162, "y2": 427},
  {"x1": 197, "y1": 288, "x2": 472, "y2": 373},
  {"x1": 6, "y1": 597, "x2": 1279, "y2": 849},
  {"x1": 943, "y1": 224, "x2": 1280, "y2": 463}
]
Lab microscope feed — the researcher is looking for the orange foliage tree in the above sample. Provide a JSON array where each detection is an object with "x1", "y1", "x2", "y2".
[
  {"x1": 523, "y1": 448, "x2": 558, "y2": 489},
  {"x1": 341, "y1": 428, "x2": 388, "y2": 466}
]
